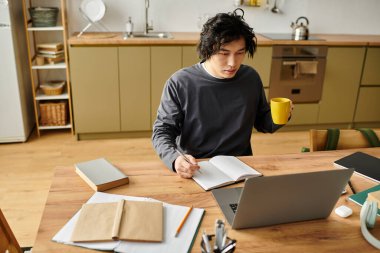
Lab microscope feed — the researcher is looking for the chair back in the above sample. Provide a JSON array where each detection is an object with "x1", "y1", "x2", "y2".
[
  {"x1": 309, "y1": 129, "x2": 380, "y2": 152},
  {"x1": 0, "y1": 209, "x2": 22, "y2": 253}
]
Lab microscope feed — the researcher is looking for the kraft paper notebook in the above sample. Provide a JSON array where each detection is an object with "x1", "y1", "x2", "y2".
[
  {"x1": 52, "y1": 192, "x2": 205, "y2": 253},
  {"x1": 71, "y1": 199, "x2": 163, "y2": 242},
  {"x1": 192, "y1": 156, "x2": 262, "y2": 191},
  {"x1": 75, "y1": 158, "x2": 129, "y2": 191},
  {"x1": 333, "y1": 152, "x2": 380, "y2": 183}
]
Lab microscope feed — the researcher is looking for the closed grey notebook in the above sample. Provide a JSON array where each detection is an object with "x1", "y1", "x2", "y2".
[
  {"x1": 334, "y1": 152, "x2": 380, "y2": 183},
  {"x1": 75, "y1": 158, "x2": 129, "y2": 191}
]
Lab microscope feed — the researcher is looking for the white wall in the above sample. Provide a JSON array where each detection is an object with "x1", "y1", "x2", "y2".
[{"x1": 67, "y1": 0, "x2": 380, "y2": 35}]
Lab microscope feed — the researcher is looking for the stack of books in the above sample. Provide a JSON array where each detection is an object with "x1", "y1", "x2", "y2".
[{"x1": 37, "y1": 42, "x2": 65, "y2": 64}]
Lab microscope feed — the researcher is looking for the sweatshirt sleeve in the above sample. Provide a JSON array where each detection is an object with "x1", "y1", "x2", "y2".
[
  {"x1": 253, "y1": 84, "x2": 283, "y2": 133},
  {"x1": 152, "y1": 80, "x2": 183, "y2": 171}
]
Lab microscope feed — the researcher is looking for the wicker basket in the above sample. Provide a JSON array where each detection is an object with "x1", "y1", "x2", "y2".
[
  {"x1": 40, "y1": 81, "x2": 65, "y2": 95},
  {"x1": 29, "y1": 7, "x2": 59, "y2": 27},
  {"x1": 40, "y1": 101, "x2": 67, "y2": 126}
]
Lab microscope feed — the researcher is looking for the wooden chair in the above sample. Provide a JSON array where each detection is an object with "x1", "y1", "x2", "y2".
[
  {"x1": 309, "y1": 129, "x2": 380, "y2": 152},
  {"x1": 0, "y1": 209, "x2": 23, "y2": 253}
]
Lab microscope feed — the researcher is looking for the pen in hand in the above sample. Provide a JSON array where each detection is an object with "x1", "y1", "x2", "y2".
[
  {"x1": 176, "y1": 149, "x2": 202, "y2": 174},
  {"x1": 176, "y1": 149, "x2": 194, "y2": 164}
]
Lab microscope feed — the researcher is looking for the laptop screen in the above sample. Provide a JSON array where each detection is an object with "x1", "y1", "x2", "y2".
[{"x1": 212, "y1": 168, "x2": 354, "y2": 229}]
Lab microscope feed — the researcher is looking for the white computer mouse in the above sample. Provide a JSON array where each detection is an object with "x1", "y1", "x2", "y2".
[{"x1": 335, "y1": 205, "x2": 353, "y2": 218}]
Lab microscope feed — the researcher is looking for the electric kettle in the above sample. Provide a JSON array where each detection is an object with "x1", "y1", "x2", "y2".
[{"x1": 291, "y1": 16, "x2": 309, "y2": 40}]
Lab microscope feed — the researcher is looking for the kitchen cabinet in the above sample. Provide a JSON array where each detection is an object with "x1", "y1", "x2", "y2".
[
  {"x1": 361, "y1": 47, "x2": 380, "y2": 85},
  {"x1": 288, "y1": 104, "x2": 319, "y2": 125},
  {"x1": 68, "y1": 44, "x2": 287, "y2": 137},
  {"x1": 70, "y1": 47, "x2": 120, "y2": 133},
  {"x1": 119, "y1": 47, "x2": 151, "y2": 131},
  {"x1": 71, "y1": 46, "x2": 152, "y2": 134},
  {"x1": 151, "y1": 46, "x2": 182, "y2": 124},
  {"x1": 70, "y1": 45, "x2": 182, "y2": 137},
  {"x1": 318, "y1": 47, "x2": 365, "y2": 124},
  {"x1": 244, "y1": 46, "x2": 272, "y2": 88},
  {"x1": 353, "y1": 47, "x2": 380, "y2": 125},
  {"x1": 182, "y1": 46, "x2": 199, "y2": 67},
  {"x1": 354, "y1": 87, "x2": 380, "y2": 123},
  {"x1": 68, "y1": 40, "x2": 379, "y2": 138}
]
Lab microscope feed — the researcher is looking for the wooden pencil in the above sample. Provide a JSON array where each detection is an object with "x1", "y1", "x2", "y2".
[{"x1": 174, "y1": 205, "x2": 193, "y2": 237}]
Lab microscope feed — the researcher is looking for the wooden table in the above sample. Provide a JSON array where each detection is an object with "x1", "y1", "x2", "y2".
[{"x1": 33, "y1": 149, "x2": 380, "y2": 253}]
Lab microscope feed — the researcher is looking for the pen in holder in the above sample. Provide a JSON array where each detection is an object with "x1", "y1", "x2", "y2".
[
  {"x1": 201, "y1": 234, "x2": 236, "y2": 253},
  {"x1": 201, "y1": 219, "x2": 237, "y2": 253}
]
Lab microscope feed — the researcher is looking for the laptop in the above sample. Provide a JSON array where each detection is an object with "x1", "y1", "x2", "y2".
[{"x1": 212, "y1": 168, "x2": 354, "y2": 229}]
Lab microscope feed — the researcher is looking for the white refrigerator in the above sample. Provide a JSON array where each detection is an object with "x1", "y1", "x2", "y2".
[{"x1": 0, "y1": 0, "x2": 35, "y2": 143}]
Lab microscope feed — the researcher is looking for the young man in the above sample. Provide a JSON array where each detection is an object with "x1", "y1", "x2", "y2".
[{"x1": 152, "y1": 9, "x2": 291, "y2": 178}]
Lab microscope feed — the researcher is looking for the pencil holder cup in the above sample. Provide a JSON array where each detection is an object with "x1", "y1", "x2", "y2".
[{"x1": 200, "y1": 234, "x2": 237, "y2": 253}]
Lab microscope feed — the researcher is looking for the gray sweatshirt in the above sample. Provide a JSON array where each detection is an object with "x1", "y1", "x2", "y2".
[{"x1": 152, "y1": 63, "x2": 281, "y2": 170}]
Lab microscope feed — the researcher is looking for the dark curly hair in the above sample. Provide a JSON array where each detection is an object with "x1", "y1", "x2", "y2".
[{"x1": 197, "y1": 8, "x2": 257, "y2": 61}]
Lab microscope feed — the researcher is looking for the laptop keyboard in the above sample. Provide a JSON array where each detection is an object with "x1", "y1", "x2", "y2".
[{"x1": 229, "y1": 203, "x2": 238, "y2": 213}]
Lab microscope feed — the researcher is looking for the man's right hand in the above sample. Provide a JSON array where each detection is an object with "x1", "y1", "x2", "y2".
[{"x1": 174, "y1": 155, "x2": 200, "y2": 179}]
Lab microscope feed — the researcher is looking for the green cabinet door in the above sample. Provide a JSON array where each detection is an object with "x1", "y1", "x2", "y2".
[
  {"x1": 318, "y1": 47, "x2": 365, "y2": 124},
  {"x1": 354, "y1": 87, "x2": 380, "y2": 122},
  {"x1": 70, "y1": 46, "x2": 120, "y2": 133},
  {"x1": 287, "y1": 104, "x2": 319, "y2": 125},
  {"x1": 151, "y1": 46, "x2": 182, "y2": 125},
  {"x1": 244, "y1": 46, "x2": 272, "y2": 88},
  {"x1": 362, "y1": 47, "x2": 380, "y2": 85},
  {"x1": 182, "y1": 46, "x2": 199, "y2": 67},
  {"x1": 119, "y1": 47, "x2": 151, "y2": 131}
]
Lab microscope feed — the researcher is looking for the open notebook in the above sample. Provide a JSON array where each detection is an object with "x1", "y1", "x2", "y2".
[
  {"x1": 193, "y1": 156, "x2": 262, "y2": 191},
  {"x1": 53, "y1": 192, "x2": 205, "y2": 253}
]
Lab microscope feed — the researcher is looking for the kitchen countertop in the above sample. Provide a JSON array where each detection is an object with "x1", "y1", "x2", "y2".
[
  {"x1": 68, "y1": 32, "x2": 201, "y2": 45},
  {"x1": 68, "y1": 32, "x2": 380, "y2": 46}
]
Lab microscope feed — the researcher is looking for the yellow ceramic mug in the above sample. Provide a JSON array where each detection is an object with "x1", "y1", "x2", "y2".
[{"x1": 270, "y1": 98, "x2": 291, "y2": 125}]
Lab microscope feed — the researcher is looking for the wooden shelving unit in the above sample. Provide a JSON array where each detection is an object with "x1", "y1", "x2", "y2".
[{"x1": 21, "y1": 0, "x2": 74, "y2": 136}]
